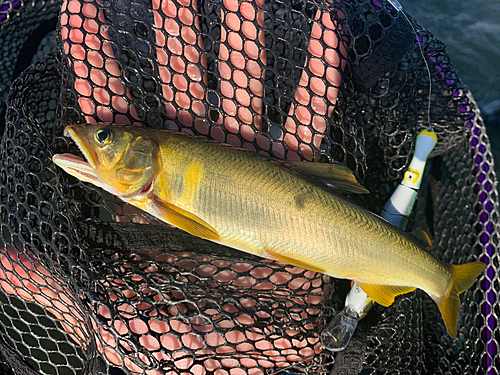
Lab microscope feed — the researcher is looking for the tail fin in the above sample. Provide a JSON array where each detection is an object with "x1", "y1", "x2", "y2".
[{"x1": 435, "y1": 262, "x2": 486, "y2": 337}]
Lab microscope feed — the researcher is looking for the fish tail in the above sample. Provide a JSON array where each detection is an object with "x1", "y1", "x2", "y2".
[{"x1": 434, "y1": 262, "x2": 486, "y2": 338}]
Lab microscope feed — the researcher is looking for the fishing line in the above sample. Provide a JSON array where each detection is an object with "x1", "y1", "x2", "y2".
[{"x1": 387, "y1": 0, "x2": 433, "y2": 130}]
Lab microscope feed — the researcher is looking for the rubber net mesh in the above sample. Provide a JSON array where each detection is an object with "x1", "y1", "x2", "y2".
[{"x1": 0, "y1": 0, "x2": 499, "y2": 374}]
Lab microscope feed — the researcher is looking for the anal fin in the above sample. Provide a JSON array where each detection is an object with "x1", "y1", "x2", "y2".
[
  {"x1": 356, "y1": 282, "x2": 416, "y2": 307},
  {"x1": 265, "y1": 249, "x2": 325, "y2": 274}
]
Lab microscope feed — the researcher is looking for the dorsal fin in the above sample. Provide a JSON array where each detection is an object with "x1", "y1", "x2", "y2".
[{"x1": 282, "y1": 161, "x2": 369, "y2": 195}]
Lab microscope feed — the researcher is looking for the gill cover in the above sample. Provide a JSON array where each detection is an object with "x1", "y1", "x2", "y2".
[{"x1": 65, "y1": 124, "x2": 159, "y2": 197}]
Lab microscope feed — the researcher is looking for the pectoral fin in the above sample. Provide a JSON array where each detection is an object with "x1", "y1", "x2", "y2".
[
  {"x1": 265, "y1": 249, "x2": 325, "y2": 274},
  {"x1": 356, "y1": 282, "x2": 416, "y2": 307},
  {"x1": 152, "y1": 197, "x2": 220, "y2": 241},
  {"x1": 283, "y1": 161, "x2": 369, "y2": 194}
]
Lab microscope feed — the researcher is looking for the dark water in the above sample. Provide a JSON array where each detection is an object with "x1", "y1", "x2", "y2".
[
  {"x1": 400, "y1": 0, "x2": 500, "y2": 107},
  {"x1": 400, "y1": 0, "x2": 500, "y2": 171}
]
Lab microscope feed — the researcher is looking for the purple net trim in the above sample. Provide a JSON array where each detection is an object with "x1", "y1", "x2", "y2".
[
  {"x1": 0, "y1": 0, "x2": 22, "y2": 24},
  {"x1": 436, "y1": 51, "x2": 496, "y2": 371},
  {"x1": 466, "y1": 112, "x2": 497, "y2": 373}
]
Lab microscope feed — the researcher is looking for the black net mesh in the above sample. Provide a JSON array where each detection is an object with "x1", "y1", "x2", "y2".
[{"x1": 0, "y1": 0, "x2": 499, "y2": 374}]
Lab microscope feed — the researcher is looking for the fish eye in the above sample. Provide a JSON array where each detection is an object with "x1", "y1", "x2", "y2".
[{"x1": 95, "y1": 129, "x2": 113, "y2": 145}]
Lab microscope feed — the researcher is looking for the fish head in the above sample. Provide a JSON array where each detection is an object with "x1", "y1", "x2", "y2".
[{"x1": 53, "y1": 124, "x2": 159, "y2": 198}]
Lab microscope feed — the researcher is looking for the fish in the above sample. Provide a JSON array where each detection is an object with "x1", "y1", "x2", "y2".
[{"x1": 52, "y1": 123, "x2": 486, "y2": 337}]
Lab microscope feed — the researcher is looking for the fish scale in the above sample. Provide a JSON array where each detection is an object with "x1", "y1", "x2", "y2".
[
  {"x1": 52, "y1": 123, "x2": 487, "y2": 337},
  {"x1": 155, "y1": 135, "x2": 455, "y2": 290}
]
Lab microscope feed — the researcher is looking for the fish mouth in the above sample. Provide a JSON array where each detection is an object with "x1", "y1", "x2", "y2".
[
  {"x1": 52, "y1": 125, "x2": 101, "y2": 186},
  {"x1": 64, "y1": 125, "x2": 100, "y2": 170},
  {"x1": 52, "y1": 153, "x2": 101, "y2": 185}
]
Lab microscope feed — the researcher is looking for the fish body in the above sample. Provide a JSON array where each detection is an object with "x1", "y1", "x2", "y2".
[{"x1": 53, "y1": 124, "x2": 486, "y2": 337}]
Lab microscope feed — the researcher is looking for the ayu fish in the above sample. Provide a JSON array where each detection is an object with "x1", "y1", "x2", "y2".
[{"x1": 52, "y1": 123, "x2": 486, "y2": 337}]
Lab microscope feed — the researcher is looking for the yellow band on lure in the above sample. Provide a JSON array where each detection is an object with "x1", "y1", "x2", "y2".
[{"x1": 418, "y1": 128, "x2": 438, "y2": 143}]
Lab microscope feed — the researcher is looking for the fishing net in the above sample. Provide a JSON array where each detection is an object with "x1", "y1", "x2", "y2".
[{"x1": 0, "y1": 0, "x2": 498, "y2": 374}]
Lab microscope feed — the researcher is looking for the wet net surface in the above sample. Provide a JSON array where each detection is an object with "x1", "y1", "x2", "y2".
[{"x1": 0, "y1": 0, "x2": 499, "y2": 374}]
